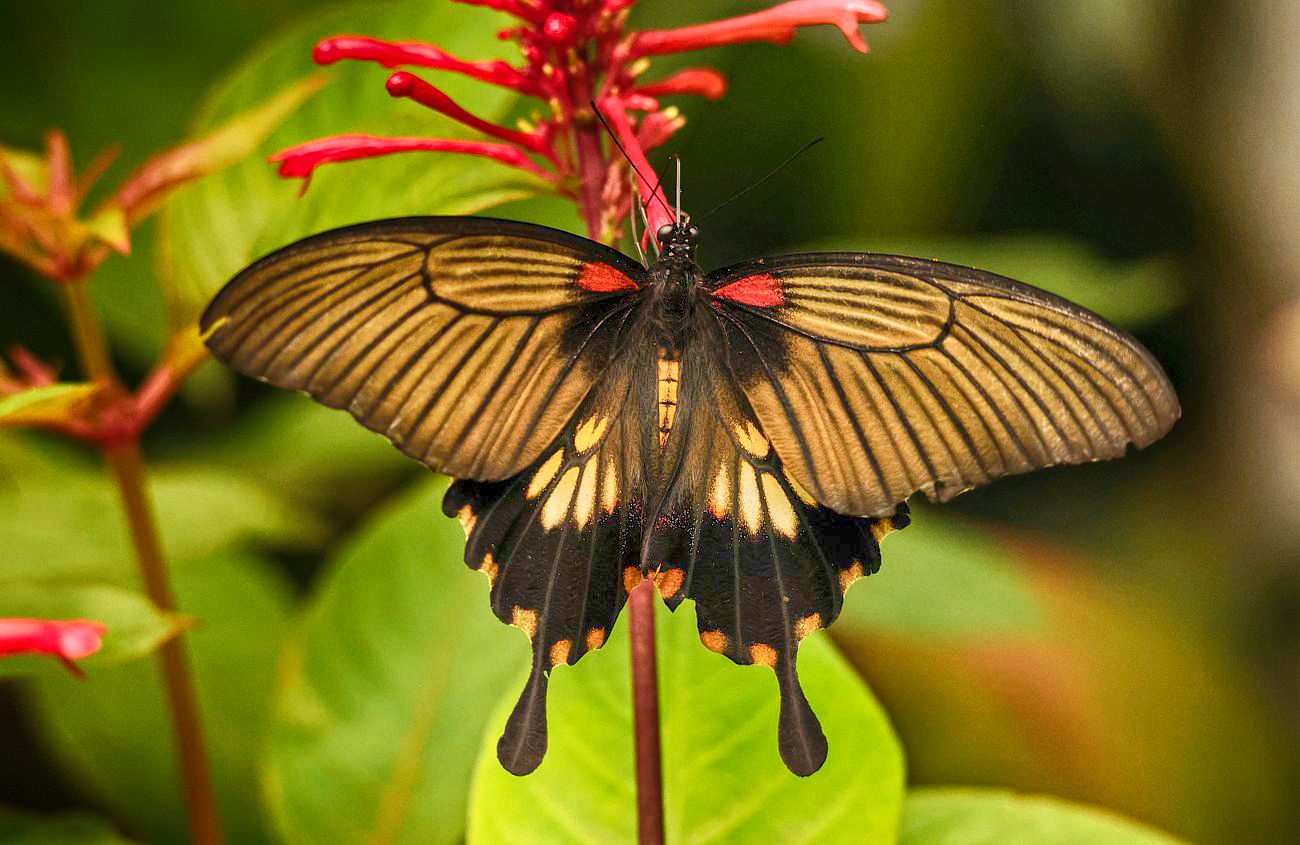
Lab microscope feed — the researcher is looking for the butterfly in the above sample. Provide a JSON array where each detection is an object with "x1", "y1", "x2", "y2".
[{"x1": 200, "y1": 214, "x2": 1179, "y2": 777}]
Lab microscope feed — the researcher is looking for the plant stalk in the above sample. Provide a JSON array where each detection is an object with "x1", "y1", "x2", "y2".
[
  {"x1": 628, "y1": 579, "x2": 665, "y2": 845},
  {"x1": 63, "y1": 280, "x2": 226, "y2": 845}
]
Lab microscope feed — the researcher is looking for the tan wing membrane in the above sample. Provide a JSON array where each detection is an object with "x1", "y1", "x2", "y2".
[
  {"x1": 708, "y1": 253, "x2": 1180, "y2": 517},
  {"x1": 201, "y1": 217, "x2": 644, "y2": 481}
]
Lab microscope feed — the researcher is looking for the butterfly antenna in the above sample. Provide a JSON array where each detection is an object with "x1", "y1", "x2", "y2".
[
  {"x1": 590, "y1": 101, "x2": 676, "y2": 222},
  {"x1": 628, "y1": 172, "x2": 649, "y2": 267},
  {"x1": 675, "y1": 154, "x2": 683, "y2": 224},
  {"x1": 696, "y1": 136, "x2": 825, "y2": 224}
]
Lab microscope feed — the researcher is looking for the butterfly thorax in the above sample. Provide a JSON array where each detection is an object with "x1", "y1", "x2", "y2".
[{"x1": 647, "y1": 223, "x2": 704, "y2": 353}]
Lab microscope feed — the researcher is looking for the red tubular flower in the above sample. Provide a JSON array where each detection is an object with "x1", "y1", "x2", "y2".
[
  {"x1": 630, "y1": 0, "x2": 888, "y2": 57},
  {"x1": 0, "y1": 618, "x2": 107, "y2": 676},
  {"x1": 271, "y1": 134, "x2": 557, "y2": 182},
  {"x1": 314, "y1": 36, "x2": 545, "y2": 97},
  {"x1": 385, "y1": 71, "x2": 554, "y2": 157},
  {"x1": 632, "y1": 68, "x2": 728, "y2": 101},
  {"x1": 273, "y1": 0, "x2": 889, "y2": 244}
]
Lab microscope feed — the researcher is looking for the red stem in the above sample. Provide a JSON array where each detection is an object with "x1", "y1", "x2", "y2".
[{"x1": 628, "y1": 579, "x2": 665, "y2": 845}]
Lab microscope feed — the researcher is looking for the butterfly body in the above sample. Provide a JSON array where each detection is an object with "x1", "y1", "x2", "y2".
[{"x1": 201, "y1": 215, "x2": 1178, "y2": 778}]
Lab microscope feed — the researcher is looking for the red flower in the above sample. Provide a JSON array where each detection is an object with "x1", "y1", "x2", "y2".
[
  {"x1": 0, "y1": 618, "x2": 107, "y2": 676},
  {"x1": 272, "y1": 0, "x2": 888, "y2": 243}
]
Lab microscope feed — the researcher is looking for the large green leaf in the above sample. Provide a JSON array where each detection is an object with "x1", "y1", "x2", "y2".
[
  {"x1": 0, "y1": 583, "x2": 184, "y2": 678},
  {"x1": 262, "y1": 478, "x2": 519, "y2": 845},
  {"x1": 26, "y1": 550, "x2": 293, "y2": 845},
  {"x1": 179, "y1": 393, "x2": 416, "y2": 508},
  {"x1": 469, "y1": 600, "x2": 905, "y2": 845},
  {"x1": 0, "y1": 806, "x2": 134, "y2": 844},
  {"x1": 900, "y1": 788, "x2": 1187, "y2": 845},
  {"x1": 836, "y1": 510, "x2": 1047, "y2": 639},
  {"x1": 0, "y1": 458, "x2": 326, "y2": 584},
  {"x1": 158, "y1": 0, "x2": 548, "y2": 329}
]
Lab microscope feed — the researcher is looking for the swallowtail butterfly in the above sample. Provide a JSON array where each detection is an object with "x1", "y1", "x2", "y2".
[{"x1": 201, "y1": 214, "x2": 1178, "y2": 776}]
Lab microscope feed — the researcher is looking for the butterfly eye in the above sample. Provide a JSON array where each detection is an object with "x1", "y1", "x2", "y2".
[
  {"x1": 687, "y1": 226, "x2": 700, "y2": 240},
  {"x1": 657, "y1": 224, "x2": 675, "y2": 242}
]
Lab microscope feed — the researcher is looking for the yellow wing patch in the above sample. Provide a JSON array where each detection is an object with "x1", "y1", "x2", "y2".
[
  {"x1": 573, "y1": 415, "x2": 609, "y2": 453},
  {"x1": 541, "y1": 465, "x2": 581, "y2": 529},
  {"x1": 527, "y1": 449, "x2": 564, "y2": 499}
]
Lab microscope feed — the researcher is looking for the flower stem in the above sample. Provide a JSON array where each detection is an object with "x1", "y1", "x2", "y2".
[
  {"x1": 63, "y1": 280, "x2": 226, "y2": 845},
  {"x1": 628, "y1": 579, "x2": 665, "y2": 845}
]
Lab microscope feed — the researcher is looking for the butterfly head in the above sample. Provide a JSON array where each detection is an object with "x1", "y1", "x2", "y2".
[{"x1": 656, "y1": 222, "x2": 700, "y2": 262}]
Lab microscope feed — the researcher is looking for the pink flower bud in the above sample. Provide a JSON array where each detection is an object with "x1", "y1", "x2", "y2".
[{"x1": 0, "y1": 618, "x2": 107, "y2": 675}]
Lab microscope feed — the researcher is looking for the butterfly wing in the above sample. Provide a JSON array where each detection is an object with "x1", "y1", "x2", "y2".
[
  {"x1": 704, "y1": 253, "x2": 1180, "y2": 517},
  {"x1": 444, "y1": 331, "x2": 653, "y2": 775},
  {"x1": 200, "y1": 216, "x2": 645, "y2": 481},
  {"x1": 644, "y1": 336, "x2": 908, "y2": 776}
]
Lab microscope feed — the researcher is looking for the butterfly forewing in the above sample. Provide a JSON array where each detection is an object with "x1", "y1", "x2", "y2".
[
  {"x1": 706, "y1": 253, "x2": 1180, "y2": 517},
  {"x1": 200, "y1": 217, "x2": 645, "y2": 481}
]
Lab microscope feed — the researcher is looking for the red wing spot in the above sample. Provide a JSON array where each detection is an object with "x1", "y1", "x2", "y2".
[
  {"x1": 711, "y1": 273, "x2": 784, "y2": 307},
  {"x1": 577, "y1": 262, "x2": 638, "y2": 292}
]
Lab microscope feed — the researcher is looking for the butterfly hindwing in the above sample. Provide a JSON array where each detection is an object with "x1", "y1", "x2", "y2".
[
  {"x1": 707, "y1": 253, "x2": 1181, "y2": 517},
  {"x1": 645, "y1": 342, "x2": 908, "y2": 776},
  {"x1": 442, "y1": 343, "x2": 650, "y2": 775},
  {"x1": 201, "y1": 217, "x2": 645, "y2": 481}
]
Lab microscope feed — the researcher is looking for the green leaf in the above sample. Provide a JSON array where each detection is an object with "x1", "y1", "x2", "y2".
[
  {"x1": 811, "y1": 233, "x2": 1183, "y2": 328},
  {"x1": 180, "y1": 393, "x2": 416, "y2": 507},
  {"x1": 158, "y1": 0, "x2": 548, "y2": 329},
  {"x1": 900, "y1": 788, "x2": 1188, "y2": 845},
  {"x1": 837, "y1": 510, "x2": 1047, "y2": 639},
  {"x1": 112, "y1": 75, "x2": 325, "y2": 226},
  {"x1": 262, "y1": 479, "x2": 519, "y2": 845},
  {"x1": 0, "y1": 383, "x2": 98, "y2": 428},
  {"x1": 0, "y1": 806, "x2": 135, "y2": 844},
  {"x1": 26, "y1": 550, "x2": 293, "y2": 845},
  {"x1": 0, "y1": 459, "x2": 327, "y2": 584},
  {"x1": 0, "y1": 582, "x2": 184, "y2": 678},
  {"x1": 0, "y1": 143, "x2": 49, "y2": 197},
  {"x1": 469, "y1": 601, "x2": 905, "y2": 845}
]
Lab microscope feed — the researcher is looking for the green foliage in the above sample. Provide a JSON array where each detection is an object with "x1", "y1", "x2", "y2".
[
  {"x1": 180, "y1": 394, "x2": 415, "y2": 507},
  {"x1": 0, "y1": 384, "x2": 98, "y2": 428},
  {"x1": 262, "y1": 480, "x2": 519, "y2": 845},
  {"x1": 0, "y1": 584, "x2": 183, "y2": 679},
  {"x1": 157, "y1": 0, "x2": 548, "y2": 330},
  {"x1": 469, "y1": 601, "x2": 905, "y2": 845},
  {"x1": 0, "y1": 452, "x2": 326, "y2": 583},
  {"x1": 27, "y1": 551, "x2": 293, "y2": 845},
  {"x1": 900, "y1": 789, "x2": 1188, "y2": 845},
  {"x1": 838, "y1": 510, "x2": 1047, "y2": 638},
  {"x1": 0, "y1": 806, "x2": 134, "y2": 845}
]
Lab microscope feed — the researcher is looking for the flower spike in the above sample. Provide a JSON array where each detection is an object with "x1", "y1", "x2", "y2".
[{"x1": 276, "y1": 0, "x2": 888, "y2": 243}]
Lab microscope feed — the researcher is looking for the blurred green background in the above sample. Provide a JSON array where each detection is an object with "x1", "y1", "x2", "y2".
[{"x1": 1, "y1": 1, "x2": 1297, "y2": 843}]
